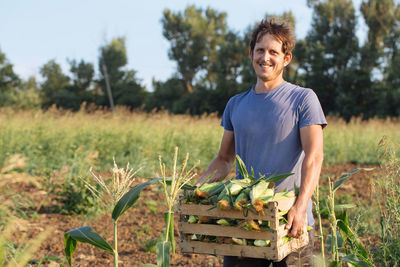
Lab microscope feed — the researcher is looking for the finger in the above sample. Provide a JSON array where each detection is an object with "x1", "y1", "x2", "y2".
[
  {"x1": 285, "y1": 212, "x2": 294, "y2": 230},
  {"x1": 288, "y1": 224, "x2": 300, "y2": 238}
]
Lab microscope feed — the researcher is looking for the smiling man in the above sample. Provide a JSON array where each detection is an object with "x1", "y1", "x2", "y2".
[{"x1": 196, "y1": 17, "x2": 327, "y2": 266}]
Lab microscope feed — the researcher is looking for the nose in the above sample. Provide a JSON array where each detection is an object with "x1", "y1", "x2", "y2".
[{"x1": 261, "y1": 51, "x2": 270, "y2": 62}]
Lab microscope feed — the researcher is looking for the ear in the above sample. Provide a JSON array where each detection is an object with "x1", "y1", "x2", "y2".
[
  {"x1": 284, "y1": 52, "x2": 292, "y2": 67},
  {"x1": 249, "y1": 49, "x2": 253, "y2": 60}
]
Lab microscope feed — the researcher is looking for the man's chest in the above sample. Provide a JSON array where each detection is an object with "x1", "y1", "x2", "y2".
[{"x1": 231, "y1": 98, "x2": 299, "y2": 141}]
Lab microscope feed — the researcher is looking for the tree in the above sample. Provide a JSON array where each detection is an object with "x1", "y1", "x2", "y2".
[
  {"x1": 146, "y1": 77, "x2": 186, "y2": 112},
  {"x1": 0, "y1": 48, "x2": 20, "y2": 105},
  {"x1": 379, "y1": 1, "x2": 400, "y2": 116},
  {"x1": 357, "y1": 0, "x2": 399, "y2": 118},
  {"x1": 69, "y1": 59, "x2": 94, "y2": 93},
  {"x1": 303, "y1": 0, "x2": 360, "y2": 120},
  {"x1": 210, "y1": 30, "x2": 249, "y2": 114},
  {"x1": 98, "y1": 37, "x2": 147, "y2": 109},
  {"x1": 40, "y1": 60, "x2": 70, "y2": 108},
  {"x1": 161, "y1": 5, "x2": 227, "y2": 93}
]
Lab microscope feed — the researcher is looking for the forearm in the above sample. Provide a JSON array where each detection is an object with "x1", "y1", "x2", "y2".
[
  {"x1": 294, "y1": 152, "x2": 323, "y2": 212},
  {"x1": 196, "y1": 155, "x2": 234, "y2": 185}
]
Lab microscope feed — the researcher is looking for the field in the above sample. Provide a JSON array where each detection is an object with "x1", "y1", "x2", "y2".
[{"x1": 1, "y1": 107, "x2": 399, "y2": 266}]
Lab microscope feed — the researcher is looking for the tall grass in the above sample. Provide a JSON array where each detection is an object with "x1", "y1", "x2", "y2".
[
  {"x1": 373, "y1": 137, "x2": 400, "y2": 266},
  {"x1": 1, "y1": 108, "x2": 399, "y2": 178}
]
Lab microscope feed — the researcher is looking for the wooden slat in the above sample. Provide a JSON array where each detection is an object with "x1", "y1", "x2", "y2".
[
  {"x1": 179, "y1": 204, "x2": 275, "y2": 221},
  {"x1": 179, "y1": 222, "x2": 276, "y2": 240},
  {"x1": 277, "y1": 229, "x2": 309, "y2": 261},
  {"x1": 180, "y1": 240, "x2": 279, "y2": 261}
]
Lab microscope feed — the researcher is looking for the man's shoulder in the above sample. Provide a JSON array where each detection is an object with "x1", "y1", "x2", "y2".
[
  {"x1": 227, "y1": 88, "x2": 252, "y2": 104},
  {"x1": 285, "y1": 82, "x2": 313, "y2": 94},
  {"x1": 284, "y1": 82, "x2": 317, "y2": 100}
]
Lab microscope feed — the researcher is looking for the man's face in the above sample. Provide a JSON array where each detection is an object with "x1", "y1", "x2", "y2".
[{"x1": 250, "y1": 33, "x2": 291, "y2": 83}]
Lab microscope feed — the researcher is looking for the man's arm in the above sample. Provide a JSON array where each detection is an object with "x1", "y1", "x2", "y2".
[
  {"x1": 195, "y1": 130, "x2": 236, "y2": 186},
  {"x1": 286, "y1": 124, "x2": 324, "y2": 237}
]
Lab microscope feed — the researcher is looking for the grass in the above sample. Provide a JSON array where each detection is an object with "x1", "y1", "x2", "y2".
[
  {"x1": 1, "y1": 107, "x2": 399, "y2": 265},
  {"x1": 1, "y1": 108, "x2": 400, "y2": 179}
]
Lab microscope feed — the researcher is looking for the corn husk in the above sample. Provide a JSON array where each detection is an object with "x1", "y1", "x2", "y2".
[
  {"x1": 250, "y1": 180, "x2": 274, "y2": 213},
  {"x1": 233, "y1": 188, "x2": 250, "y2": 210},
  {"x1": 254, "y1": 240, "x2": 271, "y2": 247},
  {"x1": 216, "y1": 219, "x2": 231, "y2": 226},
  {"x1": 229, "y1": 182, "x2": 244, "y2": 196},
  {"x1": 194, "y1": 182, "x2": 224, "y2": 198},
  {"x1": 217, "y1": 195, "x2": 230, "y2": 211},
  {"x1": 232, "y1": 238, "x2": 247, "y2": 245},
  {"x1": 239, "y1": 220, "x2": 261, "y2": 231},
  {"x1": 187, "y1": 215, "x2": 198, "y2": 223},
  {"x1": 270, "y1": 189, "x2": 295, "y2": 202}
]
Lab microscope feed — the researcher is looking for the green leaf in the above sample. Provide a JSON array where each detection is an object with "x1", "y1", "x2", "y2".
[
  {"x1": 138, "y1": 265, "x2": 158, "y2": 267},
  {"x1": 162, "y1": 178, "x2": 196, "y2": 190},
  {"x1": 333, "y1": 168, "x2": 373, "y2": 191},
  {"x1": 64, "y1": 226, "x2": 113, "y2": 266},
  {"x1": 342, "y1": 254, "x2": 370, "y2": 267},
  {"x1": 294, "y1": 181, "x2": 300, "y2": 196},
  {"x1": 265, "y1": 173, "x2": 293, "y2": 183},
  {"x1": 236, "y1": 155, "x2": 248, "y2": 179},
  {"x1": 224, "y1": 184, "x2": 234, "y2": 208},
  {"x1": 64, "y1": 233, "x2": 77, "y2": 266},
  {"x1": 328, "y1": 261, "x2": 341, "y2": 267},
  {"x1": 164, "y1": 212, "x2": 175, "y2": 254},
  {"x1": 157, "y1": 241, "x2": 170, "y2": 267},
  {"x1": 337, "y1": 218, "x2": 370, "y2": 261},
  {"x1": 112, "y1": 178, "x2": 162, "y2": 220}
]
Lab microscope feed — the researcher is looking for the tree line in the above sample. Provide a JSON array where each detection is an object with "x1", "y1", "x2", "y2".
[{"x1": 1, "y1": 0, "x2": 399, "y2": 120}]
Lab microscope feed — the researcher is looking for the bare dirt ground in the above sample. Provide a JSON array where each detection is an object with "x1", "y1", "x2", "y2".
[{"x1": 2, "y1": 163, "x2": 380, "y2": 266}]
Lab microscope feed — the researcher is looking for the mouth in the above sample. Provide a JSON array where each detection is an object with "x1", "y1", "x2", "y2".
[{"x1": 258, "y1": 62, "x2": 273, "y2": 71}]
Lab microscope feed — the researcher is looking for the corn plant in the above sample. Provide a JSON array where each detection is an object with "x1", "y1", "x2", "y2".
[
  {"x1": 315, "y1": 168, "x2": 374, "y2": 266},
  {"x1": 64, "y1": 161, "x2": 161, "y2": 267},
  {"x1": 140, "y1": 147, "x2": 198, "y2": 267}
]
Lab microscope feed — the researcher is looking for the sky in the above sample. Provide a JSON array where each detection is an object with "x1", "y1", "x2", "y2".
[{"x1": 0, "y1": 0, "x2": 365, "y2": 91}]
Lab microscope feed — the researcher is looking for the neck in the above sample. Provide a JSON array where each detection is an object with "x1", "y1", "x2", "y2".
[{"x1": 254, "y1": 76, "x2": 285, "y2": 93}]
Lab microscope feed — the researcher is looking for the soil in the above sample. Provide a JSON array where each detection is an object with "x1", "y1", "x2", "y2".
[{"x1": 2, "y1": 163, "x2": 381, "y2": 267}]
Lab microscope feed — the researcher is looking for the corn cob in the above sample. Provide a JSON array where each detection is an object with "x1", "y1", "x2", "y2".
[{"x1": 194, "y1": 181, "x2": 224, "y2": 198}]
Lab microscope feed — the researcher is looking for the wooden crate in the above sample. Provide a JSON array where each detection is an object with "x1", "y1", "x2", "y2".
[{"x1": 178, "y1": 196, "x2": 309, "y2": 262}]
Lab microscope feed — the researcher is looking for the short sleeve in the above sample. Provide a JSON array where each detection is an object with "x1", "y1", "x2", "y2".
[
  {"x1": 298, "y1": 90, "x2": 327, "y2": 129},
  {"x1": 221, "y1": 97, "x2": 234, "y2": 131}
]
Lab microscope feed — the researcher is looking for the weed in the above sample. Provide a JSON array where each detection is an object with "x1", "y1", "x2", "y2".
[
  {"x1": 55, "y1": 176, "x2": 103, "y2": 215},
  {"x1": 373, "y1": 137, "x2": 400, "y2": 266}
]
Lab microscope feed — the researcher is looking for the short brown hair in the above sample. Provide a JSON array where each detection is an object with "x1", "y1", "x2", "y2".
[{"x1": 250, "y1": 17, "x2": 295, "y2": 55}]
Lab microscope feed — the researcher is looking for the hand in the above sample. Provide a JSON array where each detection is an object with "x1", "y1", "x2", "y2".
[{"x1": 285, "y1": 205, "x2": 306, "y2": 238}]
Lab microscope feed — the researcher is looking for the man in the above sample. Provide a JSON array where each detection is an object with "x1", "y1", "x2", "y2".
[{"x1": 195, "y1": 17, "x2": 327, "y2": 266}]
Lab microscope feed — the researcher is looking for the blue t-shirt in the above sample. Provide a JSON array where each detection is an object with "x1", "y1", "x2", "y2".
[{"x1": 221, "y1": 81, "x2": 327, "y2": 225}]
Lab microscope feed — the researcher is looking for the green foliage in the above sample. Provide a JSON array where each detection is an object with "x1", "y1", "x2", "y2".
[
  {"x1": 302, "y1": 0, "x2": 360, "y2": 121},
  {"x1": 314, "y1": 169, "x2": 375, "y2": 266},
  {"x1": 161, "y1": 5, "x2": 227, "y2": 94},
  {"x1": 0, "y1": 48, "x2": 20, "y2": 95},
  {"x1": 64, "y1": 225, "x2": 114, "y2": 266},
  {"x1": 56, "y1": 176, "x2": 103, "y2": 215},
  {"x1": 98, "y1": 37, "x2": 147, "y2": 109},
  {"x1": 112, "y1": 178, "x2": 162, "y2": 221},
  {"x1": 373, "y1": 137, "x2": 400, "y2": 266}
]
